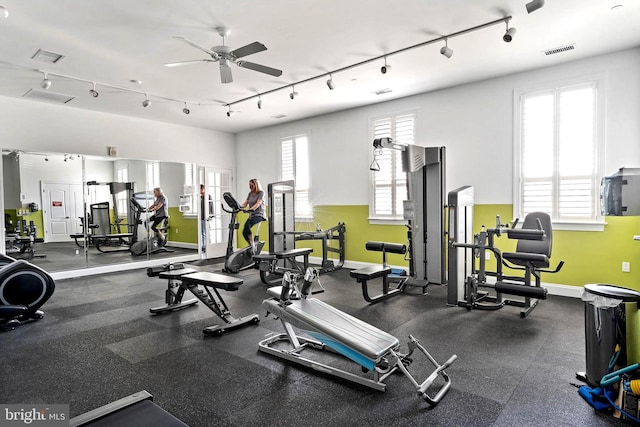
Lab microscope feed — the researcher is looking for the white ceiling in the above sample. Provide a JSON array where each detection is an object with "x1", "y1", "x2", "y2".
[{"x1": 0, "y1": 0, "x2": 638, "y2": 134}]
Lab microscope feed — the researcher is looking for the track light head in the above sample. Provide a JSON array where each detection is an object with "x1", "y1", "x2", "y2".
[
  {"x1": 0, "y1": 6, "x2": 8, "y2": 18},
  {"x1": 503, "y1": 22, "x2": 516, "y2": 42},
  {"x1": 440, "y1": 39, "x2": 453, "y2": 58},
  {"x1": 257, "y1": 97, "x2": 262, "y2": 109},
  {"x1": 226, "y1": 106, "x2": 235, "y2": 117},
  {"x1": 89, "y1": 82, "x2": 99, "y2": 98},
  {"x1": 526, "y1": 0, "x2": 545, "y2": 14},
  {"x1": 289, "y1": 86, "x2": 298, "y2": 100},
  {"x1": 326, "y1": 75, "x2": 335, "y2": 90},
  {"x1": 182, "y1": 103, "x2": 190, "y2": 114},
  {"x1": 142, "y1": 95, "x2": 151, "y2": 108},
  {"x1": 44, "y1": 156, "x2": 49, "y2": 162},
  {"x1": 40, "y1": 72, "x2": 51, "y2": 89},
  {"x1": 381, "y1": 57, "x2": 391, "y2": 74}
]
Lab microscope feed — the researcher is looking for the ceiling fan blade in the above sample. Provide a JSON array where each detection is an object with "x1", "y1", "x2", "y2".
[
  {"x1": 220, "y1": 62, "x2": 233, "y2": 84},
  {"x1": 231, "y1": 41, "x2": 267, "y2": 58},
  {"x1": 237, "y1": 61, "x2": 283, "y2": 77},
  {"x1": 173, "y1": 36, "x2": 219, "y2": 59},
  {"x1": 164, "y1": 59, "x2": 217, "y2": 67}
]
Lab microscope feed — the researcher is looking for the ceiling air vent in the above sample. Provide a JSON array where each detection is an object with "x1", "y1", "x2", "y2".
[
  {"x1": 31, "y1": 49, "x2": 66, "y2": 64},
  {"x1": 374, "y1": 88, "x2": 392, "y2": 95},
  {"x1": 544, "y1": 44, "x2": 575, "y2": 56},
  {"x1": 272, "y1": 114, "x2": 287, "y2": 119},
  {"x1": 23, "y1": 89, "x2": 75, "y2": 104}
]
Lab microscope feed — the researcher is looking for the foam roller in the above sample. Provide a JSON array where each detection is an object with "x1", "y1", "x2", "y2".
[{"x1": 365, "y1": 241, "x2": 407, "y2": 254}]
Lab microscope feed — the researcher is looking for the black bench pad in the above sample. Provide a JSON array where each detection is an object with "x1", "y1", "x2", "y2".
[
  {"x1": 350, "y1": 265, "x2": 392, "y2": 281},
  {"x1": 180, "y1": 272, "x2": 243, "y2": 291},
  {"x1": 274, "y1": 248, "x2": 313, "y2": 258},
  {"x1": 157, "y1": 268, "x2": 198, "y2": 279}
]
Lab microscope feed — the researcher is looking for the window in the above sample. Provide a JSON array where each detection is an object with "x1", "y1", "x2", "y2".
[
  {"x1": 516, "y1": 81, "x2": 601, "y2": 224},
  {"x1": 370, "y1": 113, "x2": 414, "y2": 219},
  {"x1": 147, "y1": 161, "x2": 160, "y2": 190},
  {"x1": 115, "y1": 167, "x2": 128, "y2": 218},
  {"x1": 280, "y1": 134, "x2": 312, "y2": 219},
  {"x1": 184, "y1": 163, "x2": 197, "y2": 214}
]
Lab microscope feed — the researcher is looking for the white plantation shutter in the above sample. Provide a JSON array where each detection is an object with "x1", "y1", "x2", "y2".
[
  {"x1": 519, "y1": 82, "x2": 598, "y2": 221},
  {"x1": 116, "y1": 167, "x2": 128, "y2": 218},
  {"x1": 184, "y1": 163, "x2": 197, "y2": 213},
  {"x1": 280, "y1": 134, "x2": 312, "y2": 219},
  {"x1": 371, "y1": 113, "x2": 413, "y2": 218}
]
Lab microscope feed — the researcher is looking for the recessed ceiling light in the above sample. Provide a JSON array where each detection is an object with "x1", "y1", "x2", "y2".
[{"x1": 31, "y1": 49, "x2": 65, "y2": 64}]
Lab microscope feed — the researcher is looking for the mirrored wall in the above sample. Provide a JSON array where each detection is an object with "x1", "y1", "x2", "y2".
[{"x1": 2, "y1": 149, "x2": 200, "y2": 273}]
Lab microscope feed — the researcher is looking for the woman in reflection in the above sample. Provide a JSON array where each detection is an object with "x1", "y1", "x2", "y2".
[
  {"x1": 240, "y1": 179, "x2": 266, "y2": 253},
  {"x1": 148, "y1": 187, "x2": 168, "y2": 245}
]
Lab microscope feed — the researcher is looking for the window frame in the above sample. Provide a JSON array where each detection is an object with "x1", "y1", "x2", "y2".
[
  {"x1": 513, "y1": 75, "x2": 606, "y2": 231},
  {"x1": 279, "y1": 132, "x2": 313, "y2": 221},
  {"x1": 368, "y1": 110, "x2": 416, "y2": 224}
]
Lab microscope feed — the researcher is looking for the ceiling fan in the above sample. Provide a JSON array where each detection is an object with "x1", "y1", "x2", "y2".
[{"x1": 165, "y1": 27, "x2": 283, "y2": 84}]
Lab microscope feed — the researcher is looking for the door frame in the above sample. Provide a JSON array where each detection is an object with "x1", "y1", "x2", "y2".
[{"x1": 41, "y1": 180, "x2": 84, "y2": 243}]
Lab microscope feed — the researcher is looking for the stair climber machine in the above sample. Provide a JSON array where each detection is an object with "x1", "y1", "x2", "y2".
[
  {"x1": 370, "y1": 138, "x2": 447, "y2": 290},
  {"x1": 222, "y1": 192, "x2": 265, "y2": 273}
]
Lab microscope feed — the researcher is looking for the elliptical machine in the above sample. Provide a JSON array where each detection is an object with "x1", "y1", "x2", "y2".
[
  {"x1": 221, "y1": 192, "x2": 265, "y2": 273},
  {"x1": 129, "y1": 193, "x2": 171, "y2": 257}
]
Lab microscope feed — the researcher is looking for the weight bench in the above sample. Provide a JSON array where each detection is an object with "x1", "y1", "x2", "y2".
[
  {"x1": 350, "y1": 241, "x2": 408, "y2": 303},
  {"x1": 147, "y1": 264, "x2": 260, "y2": 336},
  {"x1": 254, "y1": 247, "x2": 314, "y2": 285},
  {"x1": 259, "y1": 268, "x2": 456, "y2": 405}
]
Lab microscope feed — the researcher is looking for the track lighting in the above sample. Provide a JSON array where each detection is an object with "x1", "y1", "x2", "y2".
[
  {"x1": 182, "y1": 102, "x2": 190, "y2": 114},
  {"x1": 289, "y1": 85, "x2": 298, "y2": 100},
  {"x1": 503, "y1": 20, "x2": 516, "y2": 42},
  {"x1": 326, "y1": 74, "x2": 335, "y2": 90},
  {"x1": 40, "y1": 72, "x2": 51, "y2": 89},
  {"x1": 0, "y1": 6, "x2": 8, "y2": 18},
  {"x1": 257, "y1": 96, "x2": 262, "y2": 109},
  {"x1": 44, "y1": 156, "x2": 48, "y2": 162},
  {"x1": 226, "y1": 106, "x2": 235, "y2": 117},
  {"x1": 381, "y1": 57, "x2": 391, "y2": 74},
  {"x1": 89, "y1": 82, "x2": 99, "y2": 98},
  {"x1": 142, "y1": 94, "x2": 151, "y2": 108},
  {"x1": 440, "y1": 39, "x2": 453, "y2": 59},
  {"x1": 526, "y1": 0, "x2": 545, "y2": 14}
]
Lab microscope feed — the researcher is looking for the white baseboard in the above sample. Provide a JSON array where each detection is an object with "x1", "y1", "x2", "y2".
[{"x1": 166, "y1": 241, "x2": 198, "y2": 250}]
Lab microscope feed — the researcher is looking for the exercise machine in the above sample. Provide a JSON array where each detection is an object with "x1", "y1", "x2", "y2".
[
  {"x1": 69, "y1": 390, "x2": 187, "y2": 427},
  {"x1": 0, "y1": 254, "x2": 55, "y2": 331},
  {"x1": 147, "y1": 263, "x2": 259, "y2": 336},
  {"x1": 253, "y1": 180, "x2": 314, "y2": 285},
  {"x1": 129, "y1": 193, "x2": 171, "y2": 256},
  {"x1": 291, "y1": 222, "x2": 346, "y2": 273},
  {"x1": 370, "y1": 140, "x2": 447, "y2": 287},
  {"x1": 5, "y1": 220, "x2": 46, "y2": 260},
  {"x1": 350, "y1": 241, "x2": 411, "y2": 303},
  {"x1": 259, "y1": 268, "x2": 457, "y2": 405},
  {"x1": 70, "y1": 181, "x2": 136, "y2": 250},
  {"x1": 221, "y1": 191, "x2": 264, "y2": 273},
  {"x1": 447, "y1": 186, "x2": 564, "y2": 317}
]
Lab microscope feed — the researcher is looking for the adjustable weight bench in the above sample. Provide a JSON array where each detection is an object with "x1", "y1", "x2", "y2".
[
  {"x1": 147, "y1": 264, "x2": 260, "y2": 336},
  {"x1": 260, "y1": 269, "x2": 457, "y2": 406},
  {"x1": 350, "y1": 241, "x2": 408, "y2": 303}
]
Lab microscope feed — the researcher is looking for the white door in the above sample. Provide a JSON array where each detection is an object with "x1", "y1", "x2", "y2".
[
  {"x1": 203, "y1": 168, "x2": 232, "y2": 258},
  {"x1": 42, "y1": 182, "x2": 84, "y2": 242}
]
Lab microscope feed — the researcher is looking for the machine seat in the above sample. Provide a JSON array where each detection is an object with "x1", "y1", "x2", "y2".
[
  {"x1": 180, "y1": 272, "x2": 243, "y2": 292},
  {"x1": 274, "y1": 248, "x2": 313, "y2": 258},
  {"x1": 502, "y1": 251, "x2": 549, "y2": 268},
  {"x1": 350, "y1": 265, "x2": 392, "y2": 282},
  {"x1": 263, "y1": 297, "x2": 398, "y2": 361},
  {"x1": 92, "y1": 233, "x2": 133, "y2": 238}
]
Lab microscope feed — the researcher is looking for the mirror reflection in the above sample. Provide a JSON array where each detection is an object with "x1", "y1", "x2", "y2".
[{"x1": 2, "y1": 149, "x2": 199, "y2": 273}]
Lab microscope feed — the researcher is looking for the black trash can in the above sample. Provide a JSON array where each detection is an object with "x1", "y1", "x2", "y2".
[{"x1": 583, "y1": 284, "x2": 640, "y2": 387}]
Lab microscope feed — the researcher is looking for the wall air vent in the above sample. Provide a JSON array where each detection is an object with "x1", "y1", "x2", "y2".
[
  {"x1": 374, "y1": 88, "x2": 392, "y2": 95},
  {"x1": 31, "y1": 49, "x2": 66, "y2": 64},
  {"x1": 23, "y1": 89, "x2": 75, "y2": 104},
  {"x1": 544, "y1": 44, "x2": 575, "y2": 56}
]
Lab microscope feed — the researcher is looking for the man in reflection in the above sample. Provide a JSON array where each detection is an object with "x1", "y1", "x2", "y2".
[
  {"x1": 200, "y1": 184, "x2": 213, "y2": 252},
  {"x1": 148, "y1": 187, "x2": 168, "y2": 246}
]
